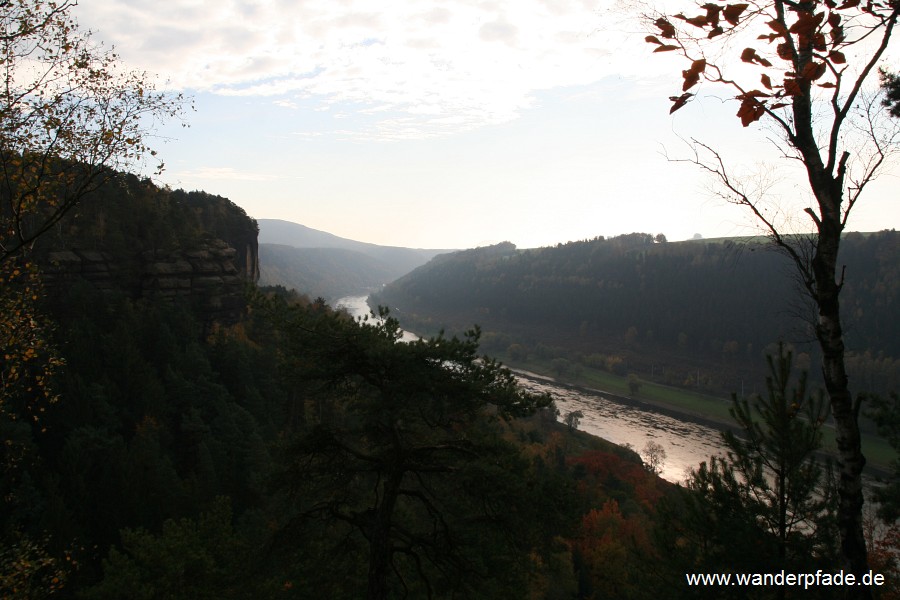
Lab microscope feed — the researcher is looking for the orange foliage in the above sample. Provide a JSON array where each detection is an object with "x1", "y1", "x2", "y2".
[
  {"x1": 568, "y1": 450, "x2": 664, "y2": 511},
  {"x1": 571, "y1": 500, "x2": 655, "y2": 598},
  {"x1": 0, "y1": 263, "x2": 63, "y2": 427}
]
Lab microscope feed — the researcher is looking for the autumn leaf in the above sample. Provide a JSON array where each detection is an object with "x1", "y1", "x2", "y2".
[
  {"x1": 813, "y1": 33, "x2": 828, "y2": 51},
  {"x1": 830, "y1": 26, "x2": 846, "y2": 45},
  {"x1": 682, "y1": 59, "x2": 707, "y2": 91},
  {"x1": 669, "y1": 92, "x2": 694, "y2": 113},
  {"x1": 761, "y1": 74, "x2": 773, "y2": 89},
  {"x1": 737, "y1": 89, "x2": 771, "y2": 99},
  {"x1": 777, "y1": 42, "x2": 793, "y2": 61},
  {"x1": 837, "y1": 0, "x2": 860, "y2": 8},
  {"x1": 655, "y1": 17, "x2": 676, "y2": 38},
  {"x1": 789, "y1": 11, "x2": 826, "y2": 37},
  {"x1": 767, "y1": 19, "x2": 789, "y2": 35},
  {"x1": 683, "y1": 71, "x2": 701, "y2": 90},
  {"x1": 828, "y1": 50, "x2": 846, "y2": 64},
  {"x1": 723, "y1": 3, "x2": 749, "y2": 25},
  {"x1": 654, "y1": 44, "x2": 681, "y2": 52},
  {"x1": 737, "y1": 97, "x2": 766, "y2": 126},
  {"x1": 783, "y1": 77, "x2": 804, "y2": 96},
  {"x1": 702, "y1": 3, "x2": 721, "y2": 26},
  {"x1": 741, "y1": 48, "x2": 774, "y2": 67},
  {"x1": 801, "y1": 61, "x2": 827, "y2": 81},
  {"x1": 826, "y1": 12, "x2": 845, "y2": 46},
  {"x1": 674, "y1": 13, "x2": 710, "y2": 28}
]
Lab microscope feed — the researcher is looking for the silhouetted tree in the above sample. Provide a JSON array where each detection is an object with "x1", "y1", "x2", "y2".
[
  {"x1": 274, "y1": 305, "x2": 552, "y2": 599},
  {"x1": 0, "y1": 0, "x2": 186, "y2": 264},
  {"x1": 646, "y1": 0, "x2": 899, "y2": 586}
]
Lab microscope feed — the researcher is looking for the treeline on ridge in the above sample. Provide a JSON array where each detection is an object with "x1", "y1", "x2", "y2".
[{"x1": 372, "y1": 232, "x2": 900, "y2": 398}]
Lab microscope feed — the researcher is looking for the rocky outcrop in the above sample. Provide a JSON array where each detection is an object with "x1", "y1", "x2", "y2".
[
  {"x1": 141, "y1": 240, "x2": 248, "y2": 323},
  {"x1": 229, "y1": 233, "x2": 260, "y2": 284},
  {"x1": 43, "y1": 249, "x2": 119, "y2": 290},
  {"x1": 44, "y1": 239, "x2": 253, "y2": 326},
  {"x1": 36, "y1": 173, "x2": 260, "y2": 328}
]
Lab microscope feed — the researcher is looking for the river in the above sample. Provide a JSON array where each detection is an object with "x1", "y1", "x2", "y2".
[{"x1": 335, "y1": 295, "x2": 729, "y2": 483}]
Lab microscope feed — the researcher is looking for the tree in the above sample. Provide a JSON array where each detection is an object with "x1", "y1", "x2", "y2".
[
  {"x1": 881, "y1": 67, "x2": 900, "y2": 117},
  {"x1": 0, "y1": 8, "x2": 185, "y2": 580},
  {"x1": 723, "y1": 345, "x2": 836, "y2": 569},
  {"x1": 85, "y1": 499, "x2": 254, "y2": 600},
  {"x1": 273, "y1": 305, "x2": 553, "y2": 599},
  {"x1": 664, "y1": 347, "x2": 837, "y2": 591},
  {"x1": 641, "y1": 440, "x2": 667, "y2": 475},
  {"x1": 0, "y1": 0, "x2": 186, "y2": 264},
  {"x1": 627, "y1": 373, "x2": 642, "y2": 397},
  {"x1": 565, "y1": 409, "x2": 584, "y2": 432},
  {"x1": 646, "y1": 0, "x2": 899, "y2": 587}
]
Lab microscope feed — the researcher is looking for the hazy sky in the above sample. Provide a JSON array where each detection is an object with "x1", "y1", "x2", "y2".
[{"x1": 76, "y1": 1, "x2": 899, "y2": 250}]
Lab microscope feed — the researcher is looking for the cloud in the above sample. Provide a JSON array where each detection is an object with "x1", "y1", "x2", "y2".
[
  {"x1": 76, "y1": 0, "x2": 645, "y2": 139},
  {"x1": 177, "y1": 167, "x2": 279, "y2": 182},
  {"x1": 479, "y1": 17, "x2": 519, "y2": 44}
]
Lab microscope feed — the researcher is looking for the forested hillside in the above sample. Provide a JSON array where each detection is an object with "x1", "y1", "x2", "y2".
[
  {"x1": 0, "y1": 176, "x2": 681, "y2": 598},
  {"x1": 259, "y1": 243, "x2": 396, "y2": 301},
  {"x1": 372, "y1": 232, "x2": 900, "y2": 397}
]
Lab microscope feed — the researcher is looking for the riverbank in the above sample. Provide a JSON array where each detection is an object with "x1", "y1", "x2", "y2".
[
  {"x1": 507, "y1": 358, "x2": 895, "y2": 480},
  {"x1": 510, "y1": 367, "x2": 739, "y2": 434},
  {"x1": 346, "y1": 295, "x2": 895, "y2": 479}
]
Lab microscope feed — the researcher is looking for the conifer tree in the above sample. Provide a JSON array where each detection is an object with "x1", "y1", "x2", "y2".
[
  {"x1": 722, "y1": 344, "x2": 836, "y2": 568},
  {"x1": 672, "y1": 346, "x2": 837, "y2": 587}
]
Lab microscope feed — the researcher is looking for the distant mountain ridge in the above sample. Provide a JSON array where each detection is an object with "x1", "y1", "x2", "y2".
[{"x1": 257, "y1": 218, "x2": 454, "y2": 300}]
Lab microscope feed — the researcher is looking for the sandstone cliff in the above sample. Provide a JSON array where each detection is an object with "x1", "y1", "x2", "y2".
[{"x1": 37, "y1": 173, "x2": 259, "y2": 327}]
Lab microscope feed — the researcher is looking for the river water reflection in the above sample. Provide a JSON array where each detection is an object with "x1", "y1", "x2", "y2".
[
  {"x1": 512, "y1": 373, "x2": 727, "y2": 483},
  {"x1": 336, "y1": 295, "x2": 729, "y2": 483}
]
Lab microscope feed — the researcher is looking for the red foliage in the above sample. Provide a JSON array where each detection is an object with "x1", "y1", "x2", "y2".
[
  {"x1": 567, "y1": 450, "x2": 664, "y2": 512},
  {"x1": 868, "y1": 523, "x2": 900, "y2": 600}
]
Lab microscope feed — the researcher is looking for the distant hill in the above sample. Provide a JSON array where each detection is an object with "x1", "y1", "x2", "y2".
[
  {"x1": 259, "y1": 244, "x2": 397, "y2": 301},
  {"x1": 372, "y1": 231, "x2": 900, "y2": 398},
  {"x1": 257, "y1": 219, "x2": 454, "y2": 300}
]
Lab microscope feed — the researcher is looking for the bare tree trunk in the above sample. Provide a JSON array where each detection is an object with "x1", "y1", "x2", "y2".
[
  {"x1": 812, "y1": 234, "x2": 870, "y2": 598},
  {"x1": 792, "y1": 55, "x2": 871, "y2": 593}
]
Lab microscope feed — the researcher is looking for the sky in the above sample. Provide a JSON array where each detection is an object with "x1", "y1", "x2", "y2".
[{"x1": 74, "y1": 1, "x2": 900, "y2": 250}]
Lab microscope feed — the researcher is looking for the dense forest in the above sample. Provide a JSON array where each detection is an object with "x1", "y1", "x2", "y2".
[
  {"x1": 372, "y1": 233, "x2": 900, "y2": 399},
  {"x1": 4, "y1": 178, "x2": 897, "y2": 598},
  {"x1": 0, "y1": 177, "x2": 663, "y2": 597}
]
